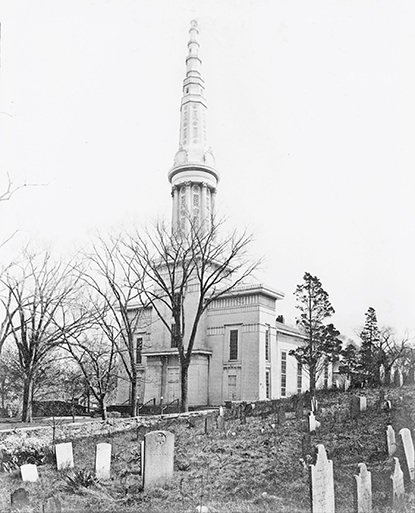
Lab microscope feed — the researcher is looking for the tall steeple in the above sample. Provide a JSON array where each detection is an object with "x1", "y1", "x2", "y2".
[{"x1": 168, "y1": 20, "x2": 219, "y2": 234}]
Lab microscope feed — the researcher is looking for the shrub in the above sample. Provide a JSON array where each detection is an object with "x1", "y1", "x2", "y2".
[
  {"x1": 64, "y1": 469, "x2": 99, "y2": 491},
  {"x1": 0, "y1": 433, "x2": 53, "y2": 471}
]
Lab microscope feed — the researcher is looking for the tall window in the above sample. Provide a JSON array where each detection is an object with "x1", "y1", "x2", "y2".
[
  {"x1": 281, "y1": 351, "x2": 287, "y2": 397},
  {"x1": 229, "y1": 330, "x2": 238, "y2": 360},
  {"x1": 297, "y1": 362, "x2": 302, "y2": 394},
  {"x1": 136, "y1": 337, "x2": 143, "y2": 365},
  {"x1": 171, "y1": 323, "x2": 179, "y2": 348},
  {"x1": 265, "y1": 326, "x2": 270, "y2": 361},
  {"x1": 265, "y1": 370, "x2": 271, "y2": 399}
]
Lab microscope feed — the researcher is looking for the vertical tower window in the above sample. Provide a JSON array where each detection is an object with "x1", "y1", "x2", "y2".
[
  {"x1": 265, "y1": 370, "x2": 271, "y2": 399},
  {"x1": 297, "y1": 363, "x2": 302, "y2": 394},
  {"x1": 281, "y1": 351, "x2": 287, "y2": 397},
  {"x1": 265, "y1": 326, "x2": 270, "y2": 361},
  {"x1": 136, "y1": 337, "x2": 143, "y2": 365},
  {"x1": 229, "y1": 330, "x2": 238, "y2": 361}
]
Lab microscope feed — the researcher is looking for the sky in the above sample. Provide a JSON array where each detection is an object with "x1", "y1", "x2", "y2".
[{"x1": 0, "y1": 0, "x2": 414, "y2": 341}]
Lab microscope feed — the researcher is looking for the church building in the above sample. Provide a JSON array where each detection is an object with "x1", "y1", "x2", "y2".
[{"x1": 115, "y1": 21, "x2": 310, "y2": 408}]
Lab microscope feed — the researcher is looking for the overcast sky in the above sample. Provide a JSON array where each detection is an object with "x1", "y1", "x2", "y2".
[{"x1": 1, "y1": 0, "x2": 414, "y2": 341}]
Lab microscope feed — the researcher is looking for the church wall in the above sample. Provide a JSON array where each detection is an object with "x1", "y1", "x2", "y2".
[{"x1": 275, "y1": 333, "x2": 310, "y2": 398}]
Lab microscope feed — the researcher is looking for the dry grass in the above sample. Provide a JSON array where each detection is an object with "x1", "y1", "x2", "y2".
[{"x1": 1, "y1": 386, "x2": 414, "y2": 512}]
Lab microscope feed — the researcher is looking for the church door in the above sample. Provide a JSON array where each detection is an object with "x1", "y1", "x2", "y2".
[{"x1": 167, "y1": 367, "x2": 180, "y2": 403}]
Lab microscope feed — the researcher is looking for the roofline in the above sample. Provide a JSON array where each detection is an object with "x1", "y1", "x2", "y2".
[{"x1": 216, "y1": 283, "x2": 285, "y2": 301}]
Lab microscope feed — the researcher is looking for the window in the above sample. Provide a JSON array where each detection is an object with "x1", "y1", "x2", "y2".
[
  {"x1": 136, "y1": 337, "x2": 143, "y2": 365},
  {"x1": 281, "y1": 351, "x2": 287, "y2": 397},
  {"x1": 171, "y1": 323, "x2": 179, "y2": 348},
  {"x1": 265, "y1": 326, "x2": 270, "y2": 361},
  {"x1": 265, "y1": 370, "x2": 271, "y2": 399},
  {"x1": 297, "y1": 362, "x2": 302, "y2": 394},
  {"x1": 229, "y1": 330, "x2": 238, "y2": 360}
]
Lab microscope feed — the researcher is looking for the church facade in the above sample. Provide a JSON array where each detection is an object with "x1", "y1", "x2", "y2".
[{"x1": 115, "y1": 21, "x2": 315, "y2": 408}]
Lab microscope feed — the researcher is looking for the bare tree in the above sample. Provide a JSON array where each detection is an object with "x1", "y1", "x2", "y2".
[
  {"x1": 377, "y1": 327, "x2": 410, "y2": 385},
  {"x1": 62, "y1": 331, "x2": 118, "y2": 420},
  {"x1": 122, "y1": 217, "x2": 260, "y2": 412},
  {"x1": 0, "y1": 247, "x2": 91, "y2": 422},
  {"x1": 79, "y1": 234, "x2": 146, "y2": 417}
]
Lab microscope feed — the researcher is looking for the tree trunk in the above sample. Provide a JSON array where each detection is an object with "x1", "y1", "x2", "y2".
[
  {"x1": 100, "y1": 398, "x2": 108, "y2": 421},
  {"x1": 130, "y1": 377, "x2": 139, "y2": 417},
  {"x1": 309, "y1": 364, "x2": 316, "y2": 397},
  {"x1": 180, "y1": 364, "x2": 189, "y2": 413},
  {"x1": 22, "y1": 375, "x2": 33, "y2": 423}
]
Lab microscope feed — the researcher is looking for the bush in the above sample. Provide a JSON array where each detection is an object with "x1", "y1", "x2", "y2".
[{"x1": 0, "y1": 433, "x2": 53, "y2": 470}]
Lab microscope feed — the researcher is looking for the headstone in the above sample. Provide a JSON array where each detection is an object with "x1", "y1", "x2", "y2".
[
  {"x1": 384, "y1": 400, "x2": 392, "y2": 411},
  {"x1": 43, "y1": 497, "x2": 62, "y2": 513},
  {"x1": 379, "y1": 365, "x2": 385, "y2": 384},
  {"x1": 359, "y1": 396, "x2": 367, "y2": 412},
  {"x1": 344, "y1": 377, "x2": 351, "y2": 391},
  {"x1": 95, "y1": 442, "x2": 111, "y2": 480},
  {"x1": 398, "y1": 428, "x2": 415, "y2": 481},
  {"x1": 55, "y1": 442, "x2": 74, "y2": 470},
  {"x1": 217, "y1": 415, "x2": 225, "y2": 432},
  {"x1": 11, "y1": 488, "x2": 29, "y2": 509},
  {"x1": 302, "y1": 433, "x2": 312, "y2": 457},
  {"x1": 204, "y1": 416, "x2": 214, "y2": 434},
  {"x1": 390, "y1": 457, "x2": 405, "y2": 504},
  {"x1": 277, "y1": 405, "x2": 286, "y2": 424},
  {"x1": 386, "y1": 425, "x2": 397, "y2": 457},
  {"x1": 354, "y1": 462, "x2": 372, "y2": 513},
  {"x1": 218, "y1": 406, "x2": 224, "y2": 417},
  {"x1": 350, "y1": 396, "x2": 360, "y2": 419},
  {"x1": 143, "y1": 430, "x2": 174, "y2": 489},
  {"x1": 310, "y1": 444, "x2": 335, "y2": 513},
  {"x1": 308, "y1": 411, "x2": 319, "y2": 432},
  {"x1": 20, "y1": 464, "x2": 39, "y2": 482}
]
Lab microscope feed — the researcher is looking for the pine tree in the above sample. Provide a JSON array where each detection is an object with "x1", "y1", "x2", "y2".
[
  {"x1": 358, "y1": 307, "x2": 380, "y2": 385},
  {"x1": 290, "y1": 272, "x2": 342, "y2": 395}
]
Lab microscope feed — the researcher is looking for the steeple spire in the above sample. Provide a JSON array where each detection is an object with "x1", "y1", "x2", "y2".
[{"x1": 168, "y1": 21, "x2": 219, "y2": 234}]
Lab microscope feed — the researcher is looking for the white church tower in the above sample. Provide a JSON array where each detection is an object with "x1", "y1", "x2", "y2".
[{"x1": 168, "y1": 20, "x2": 219, "y2": 233}]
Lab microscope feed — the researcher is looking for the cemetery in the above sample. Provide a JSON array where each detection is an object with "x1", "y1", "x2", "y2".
[{"x1": 0, "y1": 384, "x2": 414, "y2": 512}]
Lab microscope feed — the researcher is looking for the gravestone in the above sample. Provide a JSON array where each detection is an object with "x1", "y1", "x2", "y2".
[
  {"x1": 308, "y1": 411, "x2": 320, "y2": 432},
  {"x1": 379, "y1": 365, "x2": 385, "y2": 384},
  {"x1": 359, "y1": 396, "x2": 367, "y2": 412},
  {"x1": 350, "y1": 396, "x2": 360, "y2": 419},
  {"x1": 204, "y1": 416, "x2": 214, "y2": 434},
  {"x1": 217, "y1": 415, "x2": 225, "y2": 432},
  {"x1": 20, "y1": 464, "x2": 39, "y2": 482},
  {"x1": 310, "y1": 445, "x2": 335, "y2": 513},
  {"x1": 11, "y1": 488, "x2": 29, "y2": 509},
  {"x1": 143, "y1": 430, "x2": 174, "y2": 489},
  {"x1": 311, "y1": 397, "x2": 319, "y2": 413},
  {"x1": 398, "y1": 428, "x2": 414, "y2": 481},
  {"x1": 43, "y1": 497, "x2": 62, "y2": 513},
  {"x1": 384, "y1": 400, "x2": 392, "y2": 411},
  {"x1": 386, "y1": 425, "x2": 397, "y2": 457},
  {"x1": 354, "y1": 462, "x2": 372, "y2": 513},
  {"x1": 95, "y1": 443, "x2": 111, "y2": 480},
  {"x1": 55, "y1": 442, "x2": 74, "y2": 470},
  {"x1": 390, "y1": 457, "x2": 405, "y2": 504},
  {"x1": 218, "y1": 406, "x2": 224, "y2": 417},
  {"x1": 277, "y1": 405, "x2": 286, "y2": 424}
]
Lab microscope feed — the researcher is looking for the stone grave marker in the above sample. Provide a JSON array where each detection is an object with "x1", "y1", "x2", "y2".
[
  {"x1": 398, "y1": 428, "x2": 414, "y2": 481},
  {"x1": 390, "y1": 457, "x2": 405, "y2": 505},
  {"x1": 350, "y1": 396, "x2": 360, "y2": 419},
  {"x1": 308, "y1": 411, "x2": 320, "y2": 432},
  {"x1": 43, "y1": 496, "x2": 62, "y2": 513},
  {"x1": 20, "y1": 463, "x2": 39, "y2": 482},
  {"x1": 11, "y1": 488, "x2": 29, "y2": 509},
  {"x1": 386, "y1": 425, "x2": 397, "y2": 457},
  {"x1": 95, "y1": 442, "x2": 111, "y2": 480},
  {"x1": 354, "y1": 462, "x2": 372, "y2": 513},
  {"x1": 204, "y1": 416, "x2": 214, "y2": 434},
  {"x1": 359, "y1": 396, "x2": 367, "y2": 412},
  {"x1": 277, "y1": 405, "x2": 286, "y2": 424},
  {"x1": 55, "y1": 442, "x2": 74, "y2": 470},
  {"x1": 384, "y1": 400, "x2": 392, "y2": 411},
  {"x1": 218, "y1": 406, "x2": 224, "y2": 417},
  {"x1": 310, "y1": 444, "x2": 335, "y2": 513},
  {"x1": 217, "y1": 415, "x2": 225, "y2": 432},
  {"x1": 143, "y1": 430, "x2": 174, "y2": 489},
  {"x1": 344, "y1": 377, "x2": 351, "y2": 391}
]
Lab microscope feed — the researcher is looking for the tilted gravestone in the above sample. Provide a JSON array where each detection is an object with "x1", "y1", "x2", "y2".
[
  {"x1": 386, "y1": 425, "x2": 397, "y2": 457},
  {"x1": 95, "y1": 443, "x2": 112, "y2": 480},
  {"x1": 11, "y1": 488, "x2": 29, "y2": 509},
  {"x1": 20, "y1": 464, "x2": 39, "y2": 482},
  {"x1": 55, "y1": 442, "x2": 74, "y2": 470},
  {"x1": 308, "y1": 411, "x2": 320, "y2": 432},
  {"x1": 143, "y1": 430, "x2": 174, "y2": 489},
  {"x1": 390, "y1": 457, "x2": 405, "y2": 504},
  {"x1": 310, "y1": 445, "x2": 335, "y2": 513},
  {"x1": 204, "y1": 416, "x2": 214, "y2": 434},
  {"x1": 43, "y1": 496, "x2": 62, "y2": 513},
  {"x1": 398, "y1": 428, "x2": 415, "y2": 481},
  {"x1": 350, "y1": 396, "x2": 360, "y2": 419},
  {"x1": 354, "y1": 462, "x2": 372, "y2": 513}
]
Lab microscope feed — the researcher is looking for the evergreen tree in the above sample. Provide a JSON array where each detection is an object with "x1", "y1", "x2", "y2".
[
  {"x1": 290, "y1": 272, "x2": 342, "y2": 395},
  {"x1": 358, "y1": 307, "x2": 380, "y2": 385}
]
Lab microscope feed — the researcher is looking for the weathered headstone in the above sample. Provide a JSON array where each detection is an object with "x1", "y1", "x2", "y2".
[
  {"x1": 354, "y1": 462, "x2": 372, "y2": 513},
  {"x1": 277, "y1": 405, "x2": 286, "y2": 424},
  {"x1": 43, "y1": 496, "x2": 62, "y2": 513},
  {"x1": 204, "y1": 416, "x2": 214, "y2": 434},
  {"x1": 95, "y1": 442, "x2": 111, "y2": 480},
  {"x1": 310, "y1": 445, "x2": 335, "y2": 513},
  {"x1": 143, "y1": 430, "x2": 174, "y2": 489},
  {"x1": 399, "y1": 428, "x2": 415, "y2": 481},
  {"x1": 55, "y1": 442, "x2": 74, "y2": 471},
  {"x1": 390, "y1": 457, "x2": 405, "y2": 504},
  {"x1": 20, "y1": 464, "x2": 39, "y2": 482},
  {"x1": 217, "y1": 415, "x2": 225, "y2": 432},
  {"x1": 218, "y1": 406, "x2": 224, "y2": 417},
  {"x1": 359, "y1": 396, "x2": 367, "y2": 412},
  {"x1": 11, "y1": 488, "x2": 29, "y2": 509},
  {"x1": 386, "y1": 425, "x2": 397, "y2": 457},
  {"x1": 308, "y1": 411, "x2": 320, "y2": 432}
]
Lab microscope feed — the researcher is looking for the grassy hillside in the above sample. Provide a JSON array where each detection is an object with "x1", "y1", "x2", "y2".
[{"x1": 0, "y1": 385, "x2": 414, "y2": 512}]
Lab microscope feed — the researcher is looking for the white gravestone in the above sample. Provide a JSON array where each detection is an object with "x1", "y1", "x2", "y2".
[
  {"x1": 55, "y1": 442, "x2": 74, "y2": 470},
  {"x1": 354, "y1": 462, "x2": 372, "y2": 513},
  {"x1": 359, "y1": 396, "x2": 367, "y2": 412},
  {"x1": 308, "y1": 412, "x2": 320, "y2": 432},
  {"x1": 390, "y1": 457, "x2": 405, "y2": 504},
  {"x1": 140, "y1": 441, "x2": 145, "y2": 476},
  {"x1": 20, "y1": 463, "x2": 39, "y2": 482},
  {"x1": 386, "y1": 425, "x2": 397, "y2": 457},
  {"x1": 399, "y1": 428, "x2": 415, "y2": 481},
  {"x1": 143, "y1": 430, "x2": 174, "y2": 489},
  {"x1": 219, "y1": 406, "x2": 224, "y2": 417},
  {"x1": 310, "y1": 444, "x2": 335, "y2": 513},
  {"x1": 95, "y1": 443, "x2": 111, "y2": 480}
]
